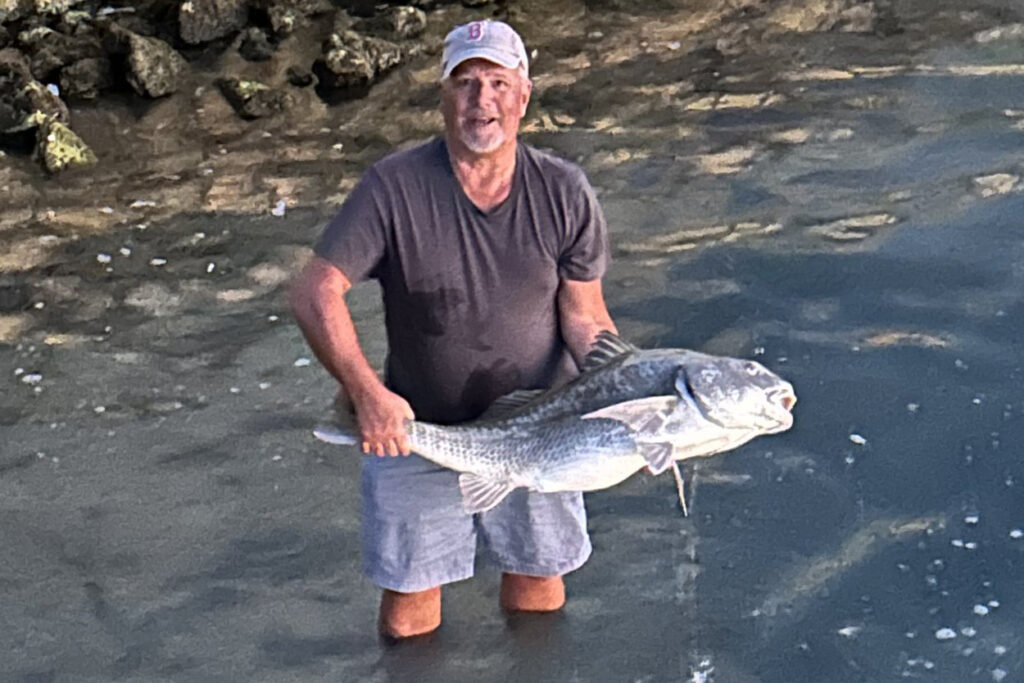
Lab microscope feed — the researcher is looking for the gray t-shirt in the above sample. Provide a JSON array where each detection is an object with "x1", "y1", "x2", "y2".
[{"x1": 315, "y1": 138, "x2": 609, "y2": 424}]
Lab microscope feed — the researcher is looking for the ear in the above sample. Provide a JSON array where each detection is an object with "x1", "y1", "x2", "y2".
[{"x1": 519, "y1": 77, "x2": 532, "y2": 117}]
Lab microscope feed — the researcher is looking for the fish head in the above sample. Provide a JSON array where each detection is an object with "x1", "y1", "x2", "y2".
[{"x1": 678, "y1": 357, "x2": 796, "y2": 433}]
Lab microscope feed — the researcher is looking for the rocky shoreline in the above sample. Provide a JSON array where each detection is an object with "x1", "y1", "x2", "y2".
[{"x1": 1, "y1": 0, "x2": 436, "y2": 166}]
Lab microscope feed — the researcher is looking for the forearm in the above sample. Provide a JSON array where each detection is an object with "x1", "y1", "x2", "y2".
[
  {"x1": 557, "y1": 278, "x2": 617, "y2": 369},
  {"x1": 289, "y1": 259, "x2": 385, "y2": 402},
  {"x1": 561, "y1": 310, "x2": 616, "y2": 368}
]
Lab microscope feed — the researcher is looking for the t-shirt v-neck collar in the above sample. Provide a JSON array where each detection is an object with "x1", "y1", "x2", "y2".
[{"x1": 441, "y1": 139, "x2": 522, "y2": 219}]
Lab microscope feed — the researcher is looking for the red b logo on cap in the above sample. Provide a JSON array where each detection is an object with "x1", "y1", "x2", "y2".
[{"x1": 468, "y1": 22, "x2": 483, "y2": 40}]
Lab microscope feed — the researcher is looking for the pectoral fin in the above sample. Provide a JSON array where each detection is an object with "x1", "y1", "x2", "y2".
[
  {"x1": 458, "y1": 474, "x2": 515, "y2": 514},
  {"x1": 638, "y1": 442, "x2": 675, "y2": 475},
  {"x1": 671, "y1": 461, "x2": 689, "y2": 517},
  {"x1": 583, "y1": 396, "x2": 676, "y2": 431}
]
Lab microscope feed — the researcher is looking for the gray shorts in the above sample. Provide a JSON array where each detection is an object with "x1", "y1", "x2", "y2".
[{"x1": 361, "y1": 454, "x2": 592, "y2": 593}]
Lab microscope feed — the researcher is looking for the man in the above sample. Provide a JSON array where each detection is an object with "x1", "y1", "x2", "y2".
[{"x1": 290, "y1": 19, "x2": 616, "y2": 639}]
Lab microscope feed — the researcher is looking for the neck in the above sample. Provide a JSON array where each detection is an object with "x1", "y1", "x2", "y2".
[{"x1": 446, "y1": 136, "x2": 518, "y2": 212}]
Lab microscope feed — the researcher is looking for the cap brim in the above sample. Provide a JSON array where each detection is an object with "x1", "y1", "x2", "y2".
[{"x1": 442, "y1": 47, "x2": 524, "y2": 79}]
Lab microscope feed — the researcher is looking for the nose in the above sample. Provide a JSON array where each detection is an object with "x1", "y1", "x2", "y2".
[
  {"x1": 781, "y1": 392, "x2": 797, "y2": 412},
  {"x1": 465, "y1": 80, "x2": 498, "y2": 107}
]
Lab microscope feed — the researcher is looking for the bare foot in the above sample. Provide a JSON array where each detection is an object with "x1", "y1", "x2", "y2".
[
  {"x1": 499, "y1": 573, "x2": 565, "y2": 612},
  {"x1": 378, "y1": 587, "x2": 441, "y2": 639}
]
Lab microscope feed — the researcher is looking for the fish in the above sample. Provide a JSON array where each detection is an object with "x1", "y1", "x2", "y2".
[{"x1": 314, "y1": 332, "x2": 796, "y2": 514}]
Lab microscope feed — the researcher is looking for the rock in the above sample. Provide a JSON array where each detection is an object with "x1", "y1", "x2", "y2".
[
  {"x1": 125, "y1": 32, "x2": 188, "y2": 97},
  {"x1": 354, "y1": 6, "x2": 427, "y2": 41},
  {"x1": 461, "y1": 0, "x2": 490, "y2": 7},
  {"x1": 108, "y1": 14, "x2": 157, "y2": 38},
  {"x1": 313, "y1": 29, "x2": 403, "y2": 94},
  {"x1": 766, "y1": 0, "x2": 857, "y2": 33},
  {"x1": 872, "y1": 1, "x2": 901, "y2": 36},
  {"x1": 0, "y1": 50, "x2": 70, "y2": 135},
  {"x1": 343, "y1": 0, "x2": 377, "y2": 18},
  {"x1": 329, "y1": 8, "x2": 355, "y2": 34},
  {"x1": 178, "y1": 0, "x2": 250, "y2": 45},
  {"x1": 387, "y1": 6, "x2": 427, "y2": 40},
  {"x1": 59, "y1": 56, "x2": 113, "y2": 99},
  {"x1": 34, "y1": 113, "x2": 97, "y2": 173},
  {"x1": 0, "y1": 26, "x2": 9, "y2": 50},
  {"x1": 33, "y1": 0, "x2": 85, "y2": 15},
  {"x1": 217, "y1": 77, "x2": 289, "y2": 118},
  {"x1": 16, "y1": 25, "x2": 105, "y2": 83},
  {"x1": 54, "y1": 9, "x2": 95, "y2": 35},
  {"x1": 238, "y1": 26, "x2": 274, "y2": 60},
  {"x1": 261, "y1": 0, "x2": 334, "y2": 38},
  {"x1": 0, "y1": 0, "x2": 32, "y2": 24},
  {"x1": 0, "y1": 46, "x2": 31, "y2": 81},
  {"x1": 97, "y1": 21, "x2": 134, "y2": 55},
  {"x1": 838, "y1": 2, "x2": 879, "y2": 32},
  {"x1": 285, "y1": 64, "x2": 314, "y2": 86}
]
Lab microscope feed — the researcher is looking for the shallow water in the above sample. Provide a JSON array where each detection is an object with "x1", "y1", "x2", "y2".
[{"x1": 4, "y1": 10, "x2": 1024, "y2": 683}]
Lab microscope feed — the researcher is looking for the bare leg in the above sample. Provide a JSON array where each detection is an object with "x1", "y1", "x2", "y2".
[
  {"x1": 500, "y1": 573, "x2": 565, "y2": 612},
  {"x1": 379, "y1": 586, "x2": 441, "y2": 639}
]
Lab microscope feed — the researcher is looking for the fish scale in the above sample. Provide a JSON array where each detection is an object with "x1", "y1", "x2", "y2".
[{"x1": 408, "y1": 416, "x2": 640, "y2": 488}]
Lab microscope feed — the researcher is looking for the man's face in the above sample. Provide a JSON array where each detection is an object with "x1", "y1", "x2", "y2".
[{"x1": 441, "y1": 59, "x2": 532, "y2": 156}]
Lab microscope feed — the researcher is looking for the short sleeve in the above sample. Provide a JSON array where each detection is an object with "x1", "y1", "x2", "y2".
[
  {"x1": 557, "y1": 169, "x2": 609, "y2": 281},
  {"x1": 314, "y1": 167, "x2": 390, "y2": 283}
]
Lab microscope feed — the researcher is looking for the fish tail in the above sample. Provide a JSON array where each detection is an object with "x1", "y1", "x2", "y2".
[{"x1": 312, "y1": 425, "x2": 359, "y2": 446}]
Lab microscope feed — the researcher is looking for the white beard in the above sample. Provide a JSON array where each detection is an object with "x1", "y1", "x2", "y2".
[{"x1": 458, "y1": 121, "x2": 506, "y2": 154}]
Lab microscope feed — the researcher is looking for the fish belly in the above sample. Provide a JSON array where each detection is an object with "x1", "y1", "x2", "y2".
[{"x1": 531, "y1": 450, "x2": 648, "y2": 493}]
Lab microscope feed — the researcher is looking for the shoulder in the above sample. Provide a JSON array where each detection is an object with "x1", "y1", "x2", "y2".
[
  {"x1": 518, "y1": 143, "x2": 589, "y2": 187},
  {"x1": 369, "y1": 137, "x2": 447, "y2": 181}
]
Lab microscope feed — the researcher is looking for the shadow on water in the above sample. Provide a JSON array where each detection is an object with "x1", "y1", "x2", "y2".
[{"x1": 65, "y1": 526, "x2": 359, "y2": 680}]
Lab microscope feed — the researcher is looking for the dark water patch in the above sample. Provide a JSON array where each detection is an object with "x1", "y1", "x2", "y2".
[
  {"x1": 783, "y1": 167, "x2": 882, "y2": 191},
  {"x1": 726, "y1": 178, "x2": 785, "y2": 212},
  {"x1": 18, "y1": 672, "x2": 57, "y2": 683},
  {"x1": 609, "y1": 292, "x2": 743, "y2": 348},
  {"x1": 243, "y1": 412, "x2": 313, "y2": 433},
  {"x1": 624, "y1": 156, "x2": 677, "y2": 190},
  {"x1": 0, "y1": 278, "x2": 31, "y2": 313},
  {"x1": 121, "y1": 312, "x2": 276, "y2": 366},
  {"x1": 187, "y1": 527, "x2": 356, "y2": 586},
  {"x1": 704, "y1": 106, "x2": 811, "y2": 130},
  {"x1": 0, "y1": 453, "x2": 37, "y2": 474},
  {"x1": 197, "y1": 585, "x2": 254, "y2": 611},
  {"x1": 877, "y1": 128, "x2": 1024, "y2": 186},
  {"x1": 259, "y1": 632, "x2": 362, "y2": 668},
  {"x1": 157, "y1": 447, "x2": 235, "y2": 469}
]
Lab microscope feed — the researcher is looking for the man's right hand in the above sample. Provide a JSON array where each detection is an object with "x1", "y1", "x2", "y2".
[{"x1": 351, "y1": 386, "x2": 416, "y2": 457}]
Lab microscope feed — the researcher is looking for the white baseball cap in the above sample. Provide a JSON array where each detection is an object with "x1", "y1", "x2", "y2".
[{"x1": 441, "y1": 20, "x2": 529, "y2": 80}]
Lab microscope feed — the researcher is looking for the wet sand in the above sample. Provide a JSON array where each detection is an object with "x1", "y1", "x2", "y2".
[{"x1": 5, "y1": 1, "x2": 1024, "y2": 681}]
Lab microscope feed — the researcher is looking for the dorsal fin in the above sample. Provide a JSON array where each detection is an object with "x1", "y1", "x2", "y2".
[
  {"x1": 581, "y1": 331, "x2": 639, "y2": 373},
  {"x1": 476, "y1": 389, "x2": 545, "y2": 420}
]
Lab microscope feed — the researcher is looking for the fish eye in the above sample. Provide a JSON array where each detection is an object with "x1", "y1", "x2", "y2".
[{"x1": 745, "y1": 362, "x2": 760, "y2": 375}]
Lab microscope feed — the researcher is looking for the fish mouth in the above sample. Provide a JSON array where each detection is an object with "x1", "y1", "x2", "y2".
[
  {"x1": 770, "y1": 386, "x2": 797, "y2": 412},
  {"x1": 764, "y1": 386, "x2": 797, "y2": 431}
]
